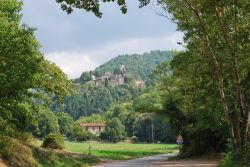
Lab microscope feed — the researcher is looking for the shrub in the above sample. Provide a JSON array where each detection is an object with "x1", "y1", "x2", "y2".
[
  {"x1": 42, "y1": 133, "x2": 64, "y2": 149},
  {"x1": 0, "y1": 136, "x2": 13, "y2": 157},
  {"x1": 18, "y1": 132, "x2": 34, "y2": 142},
  {"x1": 219, "y1": 152, "x2": 241, "y2": 167},
  {"x1": 219, "y1": 141, "x2": 250, "y2": 167},
  {"x1": 69, "y1": 124, "x2": 93, "y2": 142},
  {"x1": 131, "y1": 136, "x2": 140, "y2": 143}
]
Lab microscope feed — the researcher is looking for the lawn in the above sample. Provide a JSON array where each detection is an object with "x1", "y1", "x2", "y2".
[{"x1": 64, "y1": 141, "x2": 178, "y2": 160}]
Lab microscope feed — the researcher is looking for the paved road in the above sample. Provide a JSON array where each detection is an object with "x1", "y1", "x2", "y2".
[
  {"x1": 94, "y1": 153, "x2": 219, "y2": 167},
  {"x1": 94, "y1": 153, "x2": 177, "y2": 167}
]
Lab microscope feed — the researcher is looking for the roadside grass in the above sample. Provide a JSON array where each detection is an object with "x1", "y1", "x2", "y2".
[
  {"x1": 2, "y1": 139, "x2": 100, "y2": 167},
  {"x1": 32, "y1": 146, "x2": 99, "y2": 167},
  {"x1": 64, "y1": 141, "x2": 178, "y2": 160}
]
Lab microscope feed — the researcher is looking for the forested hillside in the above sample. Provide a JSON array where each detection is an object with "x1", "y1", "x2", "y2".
[
  {"x1": 75, "y1": 50, "x2": 172, "y2": 85},
  {"x1": 95, "y1": 50, "x2": 172, "y2": 81},
  {"x1": 60, "y1": 51, "x2": 172, "y2": 119},
  {"x1": 58, "y1": 84, "x2": 141, "y2": 119},
  {"x1": 48, "y1": 51, "x2": 176, "y2": 144}
]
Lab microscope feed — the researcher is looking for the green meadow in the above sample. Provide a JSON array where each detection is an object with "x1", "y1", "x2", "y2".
[{"x1": 64, "y1": 141, "x2": 178, "y2": 160}]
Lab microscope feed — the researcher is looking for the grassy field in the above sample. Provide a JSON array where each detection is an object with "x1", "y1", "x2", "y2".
[{"x1": 64, "y1": 141, "x2": 178, "y2": 160}]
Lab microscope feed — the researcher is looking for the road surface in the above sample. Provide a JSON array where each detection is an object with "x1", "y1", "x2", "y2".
[{"x1": 94, "y1": 153, "x2": 219, "y2": 167}]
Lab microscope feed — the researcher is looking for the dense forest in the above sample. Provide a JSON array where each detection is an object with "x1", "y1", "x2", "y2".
[
  {"x1": 49, "y1": 51, "x2": 176, "y2": 144},
  {"x1": 57, "y1": 51, "x2": 173, "y2": 120},
  {"x1": 1, "y1": 0, "x2": 249, "y2": 166}
]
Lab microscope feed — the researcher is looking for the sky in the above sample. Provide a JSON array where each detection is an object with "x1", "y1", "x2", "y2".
[{"x1": 22, "y1": 0, "x2": 183, "y2": 79}]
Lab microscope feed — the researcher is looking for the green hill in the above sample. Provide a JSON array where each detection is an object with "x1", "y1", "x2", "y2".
[
  {"x1": 94, "y1": 50, "x2": 172, "y2": 81},
  {"x1": 60, "y1": 51, "x2": 173, "y2": 119}
]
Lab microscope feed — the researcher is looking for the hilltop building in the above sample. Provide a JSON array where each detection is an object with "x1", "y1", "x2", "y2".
[
  {"x1": 90, "y1": 65, "x2": 145, "y2": 87},
  {"x1": 92, "y1": 65, "x2": 126, "y2": 86}
]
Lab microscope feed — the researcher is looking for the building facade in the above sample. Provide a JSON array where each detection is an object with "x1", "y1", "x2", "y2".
[{"x1": 80, "y1": 123, "x2": 106, "y2": 135}]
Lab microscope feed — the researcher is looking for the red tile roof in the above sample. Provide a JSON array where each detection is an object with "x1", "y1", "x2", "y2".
[{"x1": 80, "y1": 123, "x2": 106, "y2": 127}]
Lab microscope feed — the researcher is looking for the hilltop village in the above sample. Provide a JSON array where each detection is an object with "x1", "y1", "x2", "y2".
[{"x1": 87, "y1": 65, "x2": 145, "y2": 87}]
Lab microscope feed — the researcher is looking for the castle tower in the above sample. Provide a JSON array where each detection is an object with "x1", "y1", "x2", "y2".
[{"x1": 119, "y1": 65, "x2": 125, "y2": 77}]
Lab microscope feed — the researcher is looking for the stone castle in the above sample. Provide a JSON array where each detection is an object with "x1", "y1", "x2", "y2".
[
  {"x1": 92, "y1": 65, "x2": 126, "y2": 86},
  {"x1": 88, "y1": 65, "x2": 144, "y2": 87}
]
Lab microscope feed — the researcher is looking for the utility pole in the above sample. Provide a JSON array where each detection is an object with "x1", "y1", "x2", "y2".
[
  {"x1": 132, "y1": 125, "x2": 135, "y2": 137},
  {"x1": 151, "y1": 123, "x2": 154, "y2": 143}
]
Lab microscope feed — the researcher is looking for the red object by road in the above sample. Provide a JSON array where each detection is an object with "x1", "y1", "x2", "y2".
[{"x1": 176, "y1": 135, "x2": 183, "y2": 144}]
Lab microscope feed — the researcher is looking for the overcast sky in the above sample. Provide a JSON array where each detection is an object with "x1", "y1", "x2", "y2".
[{"x1": 22, "y1": 0, "x2": 183, "y2": 79}]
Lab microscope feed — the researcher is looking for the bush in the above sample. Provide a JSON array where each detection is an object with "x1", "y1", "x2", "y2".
[
  {"x1": 69, "y1": 124, "x2": 93, "y2": 142},
  {"x1": 219, "y1": 152, "x2": 241, "y2": 167},
  {"x1": 18, "y1": 132, "x2": 34, "y2": 142},
  {"x1": 131, "y1": 136, "x2": 140, "y2": 143},
  {"x1": 42, "y1": 133, "x2": 64, "y2": 149},
  {"x1": 99, "y1": 118, "x2": 126, "y2": 143},
  {"x1": 220, "y1": 141, "x2": 250, "y2": 167},
  {"x1": 0, "y1": 136, "x2": 13, "y2": 157}
]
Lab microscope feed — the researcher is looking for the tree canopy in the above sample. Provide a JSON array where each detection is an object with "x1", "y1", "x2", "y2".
[
  {"x1": 55, "y1": 0, "x2": 136, "y2": 17},
  {"x1": 0, "y1": 0, "x2": 73, "y2": 142}
]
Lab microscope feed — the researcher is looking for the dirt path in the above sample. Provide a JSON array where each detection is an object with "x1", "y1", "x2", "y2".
[
  {"x1": 93, "y1": 153, "x2": 219, "y2": 167},
  {"x1": 0, "y1": 159, "x2": 7, "y2": 167}
]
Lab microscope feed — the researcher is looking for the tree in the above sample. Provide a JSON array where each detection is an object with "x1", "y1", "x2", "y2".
[
  {"x1": 69, "y1": 123, "x2": 92, "y2": 141},
  {"x1": 100, "y1": 118, "x2": 126, "y2": 143},
  {"x1": 56, "y1": 112, "x2": 74, "y2": 136},
  {"x1": 78, "y1": 71, "x2": 92, "y2": 84},
  {"x1": 55, "y1": 0, "x2": 127, "y2": 17},
  {"x1": 76, "y1": 114, "x2": 105, "y2": 123},
  {"x1": 0, "y1": 0, "x2": 73, "y2": 149},
  {"x1": 151, "y1": 0, "x2": 250, "y2": 153},
  {"x1": 133, "y1": 88, "x2": 164, "y2": 114},
  {"x1": 54, "y1": 0, "x2": 250, "y2": 152},
  {"x1": 36, "y1": 109, "x2": 60, "y2": 138},
  {"x1": 168, "y1": 52, "x2": 228, "y2": 155}
]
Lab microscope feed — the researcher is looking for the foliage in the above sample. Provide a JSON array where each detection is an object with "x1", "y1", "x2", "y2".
[
  {"x1": 34, "y1": 108, "x2": 60, "y2": 138},
  {"x1": 2, "y1": 139, "x2": 99, "y2": 167},
  {"x1": 32, "y1": 146, "x2": 99, "y2": 167},
  {"x1": 220, "y1": 141, "x2": 250, "y2": 167},
  {"x1": 102, "y1": 100, "x2": 175, "y2": 143},
  {"x1": 94, "y1": 51, "x2": 172, "y2": 83},
  {"x1": 219, "y1": 151, "x2": 241, "y2": 167},
  {"x1": 56, "y1": 112, "x2": 74, "y2": 136},
  {"x1": 55, "y1": 0, "x2": 127, "y2": 17},
  {"x1": 18, "y1": 132, "x2": 34, "y2": 143},
  {"x1": 76, "y1": 114, "x2": 105, "y2": 124},
  {"x1": 78, "y1": 71, "x2": 92, "y2": 84},
  {"x1": 0, "y1": 0, "x2": 73, "y2": 155},
  {"x1": 148, "y1": 53, "x2": 229, "y2": 156},
  {"x1": 69, "y1": 123, "x2": 93, "y2": 141},
  {"x1": 0, "y1": 136, "x2": 13, "y2": 157},
  {"x1": 134, "y1": 88, "x2": 165, "y2": 114},
  {"x1": 62, "y1": 51, "x2": 172, "y2": 120},
  {"x1": 100, "y1": 118, "x2": 126, "y2": 143},
  {"x1": 42, "y1": 133, "x2": 65, "y2": 149},
  {"x1": 62, "y1": 84, "x2": 141, "y2": 120},
  {"x1": 131, "y1": 136, "x2": 140, "y2": 144},
  {"x1": 106, "y1": 102, "x2": 133, "y2": 125},
  {"x1": 156, "y1": 0, "x2": 250, "y2": 154}
]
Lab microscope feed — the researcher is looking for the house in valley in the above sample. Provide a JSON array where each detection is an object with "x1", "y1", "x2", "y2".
[{"x1": 80, "y1": 123, "x2": 106, "y2": 135}]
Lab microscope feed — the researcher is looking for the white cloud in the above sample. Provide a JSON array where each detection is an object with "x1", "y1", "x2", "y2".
[
  {"x1": 45, "y1": 52, "x2": 98, "y2": 79},
  {"x1": 45, "y1": 32, "x2": 184, "y2": 79},
  {"x1": 88, "y1": 31, "x2": 184, "y2": 64}
]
